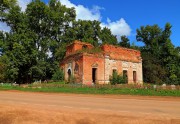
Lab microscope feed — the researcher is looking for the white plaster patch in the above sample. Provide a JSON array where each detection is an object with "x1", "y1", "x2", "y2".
[{"x1": 122, "y1": 61, "x2": 129, "y2": 68}]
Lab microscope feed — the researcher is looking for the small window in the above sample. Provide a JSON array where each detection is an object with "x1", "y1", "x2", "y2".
[
  {"x1": 112, "y1": 69, "x2": 117, "y2": 75},
  {"x1": 123, "y1": 70, "x2": 128, "y2": 83},
  {"x1": 133, "y1": 71, "x2": 137, "y2": 83},
  {"x1": 74, "y1": 63, "x2": 79, "y2": 73},
  {"x1": 68, "y1": 69, "x2": 71, "y2": 82},
  {"x1": 82, "y1": 45, "x2": 88, "y2": 49},
  {"x1": 123, "y1": 70, "x2": 127, "y2": 77}
]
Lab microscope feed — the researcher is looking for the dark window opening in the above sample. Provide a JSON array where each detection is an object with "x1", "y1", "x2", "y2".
[
  {"x1": 82, "y1": 45, "x2": 88, "y2": 49},
  {"x1": 112, "y1": 69, "x2": 117, "y2": 75},
  {"x1": 74, "y1": 63, "x2": 79, "y2": 73},
  {"x1": 92, "y1": 68, "x2": 97, "y2": 83},
  {"x1": 123, "y1": 70, "x2": 128, "y2": 83},
  {"x1": 133, "y1": 71, "x2": 137, "y2": 83}
]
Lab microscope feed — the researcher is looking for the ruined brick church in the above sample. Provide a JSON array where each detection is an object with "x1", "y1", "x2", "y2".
[{"x1": 60, "y1": 40, "x2": 143, "y2": 84}]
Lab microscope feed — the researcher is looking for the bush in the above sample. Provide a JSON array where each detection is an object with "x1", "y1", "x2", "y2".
[
  {"x1": 110, "y1": 71, "x2": 127, "y2": 85},
  {"x1": 52, "y1": 69, "x2": 64, "y2": 81},
  {"x1": 68, "y1": 75, "x2": 76, "y2": 84}
]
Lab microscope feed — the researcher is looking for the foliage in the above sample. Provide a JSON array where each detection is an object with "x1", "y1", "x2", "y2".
[
  {"x1": 0, "y1": 56, "x2": 7, "y2": 82},
  {"x1": 77, "y1": 47, "x2": 102, "y2": 54},
  {"x1": 109, "y1": 71, "x2": 126, "y2": 85},
  {"x1": 0, "y1": 0, "x2": 118, "y2": 84},
  {"x1": 130, "y1": 42, "x2": 140, "y2": 50},
  {"x1": 141, "y1": 52, "x2": 167, "y2": 84},
  {"x1": 67, "y1": 75, "x2": 76, "y2": 84},
  {"x1": 119, "y1": 35, "x2": 130, "y2": 48},
  {"x1": 100, "y1": 27, "x2": 118, "y2": 45},
  {"x1": 136, "y1": 23, "x2": 180, "y2": 84},
  {"x1": 70, "y1": 20, "x2": 101, "y2": 47},
  {"x1": 52, "y1": 68, "x2": 64, "y2": 81},
  {"x1": 0, "y1": 0, "x2": 75, "y2": 83}
]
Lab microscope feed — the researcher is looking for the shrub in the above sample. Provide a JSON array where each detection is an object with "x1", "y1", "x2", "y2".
[
  {"x1": 110, "y1": 71, "x2": 127, "y2": 85},
  {"x1": 68, "y1": 75, "x2": 76, "y2": 84},
  {"x1": 52, "y1": 69, "x2": 64, "y2": 81}
]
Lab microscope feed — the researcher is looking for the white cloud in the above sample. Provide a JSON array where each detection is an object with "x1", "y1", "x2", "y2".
[
  {"x1": 17, "y1": 0, "x2": 31, "y2": 11},
  {"x1": 60, "y1": 0, "x2": 102, "y2": 21},
  {"x1": 60, "y1": 0, "x2": 131, "y2": 40},
  {"x1": 101, "y1": 18, "x2": 131, "y2": 41}
]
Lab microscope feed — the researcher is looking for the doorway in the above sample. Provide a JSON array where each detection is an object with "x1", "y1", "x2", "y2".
[
  {"x1": 92, "y1": 68, "x2": 97, "y2": 83},
  {"x1": 133, "y1": 71, "x2": 137, "y2": 83},
  {"x1": 68, "y1": 69, "x2": 71, "y2": 82}
]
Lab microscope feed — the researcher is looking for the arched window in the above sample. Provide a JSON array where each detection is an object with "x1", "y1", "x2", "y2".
[{"x1": 68, "y1": 69, "x2": 71, "y2": 82}]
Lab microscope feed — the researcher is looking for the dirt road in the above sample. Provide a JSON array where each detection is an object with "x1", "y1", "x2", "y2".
[{"x1": 0, "y1": 91, "x2": 180, "y2": 124}]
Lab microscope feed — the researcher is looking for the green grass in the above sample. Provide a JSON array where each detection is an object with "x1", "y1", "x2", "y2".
[{"x1": 0, "y1": 83, "x2": 180, "y2": 96}]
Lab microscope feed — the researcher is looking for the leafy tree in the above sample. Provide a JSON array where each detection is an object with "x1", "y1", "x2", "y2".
[
  {"x1": 141, "y1": 51, "x2": 167, "y2": 84},
  {"x1": 136, "y1": 23, "x2": 180, "y2": 84},
  {"x1": 0, "y1": 0, "x2": 119, "y2": 84},
  {"x1": 69, "y1": 20, "x2": 101, "y2": 46},
  {"x1": 52, "y1": 68, "x2": 64, "y2": 81},
  {"x1": 68, "y1": 20, "x2": 118, "y2": 46},
  {"x1": 100, "y1": 27, "x2": 118, "y2": 45},
  {"x1": 0, "y1": 55, "x2": 7, "y2": 82},
  {"x1": 176, "y1": 47, "x2": 180, "y2": 54},
  {"x1": 110, "y1": 71, "x2": 126, "y2": 85},
  {"x1": 119, "y1": 35, "x2": 130, "y2": 48},
  {"x1": 0, "y1": 0, "x2": 76, "y2": 83},
  {"x1": 130, "y1": 42, "x2": 140, "y2": 50}
]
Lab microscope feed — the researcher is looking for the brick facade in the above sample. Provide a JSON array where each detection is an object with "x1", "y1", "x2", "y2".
[{"x1": 60, "y1": 40, "x2": 143, "y2": 84}]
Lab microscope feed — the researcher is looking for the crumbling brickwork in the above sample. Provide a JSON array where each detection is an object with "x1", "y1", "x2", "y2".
[{"x1": 60, "y1": 40, "x2": 143, "y2": 84}]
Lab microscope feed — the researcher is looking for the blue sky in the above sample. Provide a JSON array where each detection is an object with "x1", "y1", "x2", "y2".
[
  {"x1": 44, "y1": 0, "x2": 180, "y2": 46},
  {"x1": 45, "y1": 0, "x2": 180, "y2": 46},
  {"x1": 0, "y1": 0, "x2": 179, "y2": 47}
]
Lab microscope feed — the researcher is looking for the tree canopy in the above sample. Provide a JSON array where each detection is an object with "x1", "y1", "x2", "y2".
[
  {"x1": 0, "y1": 0, "x2": 118, "y2": 83},
  {"x1": 119, "y1": 35, "x2": 130, "y2": 48},
  {"x1": 136, "y1": 23, "x2": 180, "y2": 84}
]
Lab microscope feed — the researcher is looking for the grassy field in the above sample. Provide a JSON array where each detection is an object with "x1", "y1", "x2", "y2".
[{"x1": 0, "y1": 82, "x2": 180, "y2": 96}]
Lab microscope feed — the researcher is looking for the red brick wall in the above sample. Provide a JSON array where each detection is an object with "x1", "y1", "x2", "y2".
[
  {"x1": 61, "y1": 41, "x2": 143, "y2": 84},
  {"x1": 101, "y1": 44, "x2": 141, "y2": 62},
  {"x1": 66, "y1": 40, "x2": 94, "y2": 57},
  {"x1": 73, "y1": 56, "x2": 83, "y2": 83},
  {"x1": 83, "y1": 54, "x2": 105, "y2": 84}
]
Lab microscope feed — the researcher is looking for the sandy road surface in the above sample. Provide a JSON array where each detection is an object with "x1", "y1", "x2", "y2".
[{"x1": 0, "y1": 91, "x2": 180, "y2": 124}]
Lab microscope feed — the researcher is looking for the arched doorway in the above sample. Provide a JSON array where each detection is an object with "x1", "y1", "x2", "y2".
[{"x1": 68, "y1": 69, "x2": 71, "y2": 82}]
